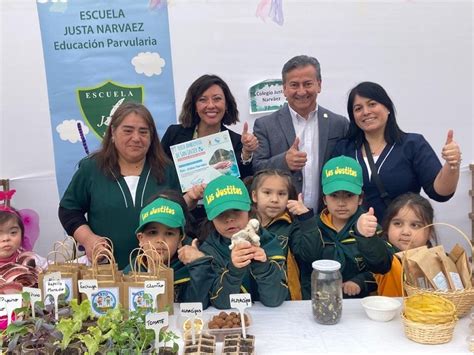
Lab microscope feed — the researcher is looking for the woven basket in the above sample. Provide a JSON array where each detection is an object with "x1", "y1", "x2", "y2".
[
  {"x1": 401, "y1": 313, "x2": 456, "y2": 345},
  {"x1": 402, "y1": 222, "x2": 474, "y2": 318},
  {"x1": 404, "y1": 293, "x2": 457, "y2": 324},
  {"x1": 402, "y1": 293, "x2": 457, "y2": 344},
  {"x1": 404, "y1": 283, "x2": 474, "y2": 318}
]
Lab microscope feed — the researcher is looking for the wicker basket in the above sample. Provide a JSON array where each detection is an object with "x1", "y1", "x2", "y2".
[
  {"x1": 402, "y1": 223, "x2": 474, "y2": 318},
  {"x1": 401, "y1": 313, "x2": 457, "y2": 345},
  {"x1": 404, "y1": 283, "x2": 474, "y2": 318},
  {"x1": 404, "y1": 293, "x2": 457, "y2": 324},
  {"x1": 402, "y1": 293, "x2": 457, "y2": 344}
]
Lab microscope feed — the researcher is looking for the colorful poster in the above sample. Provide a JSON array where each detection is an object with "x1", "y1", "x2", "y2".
[
  {"x1": 170, "y1": 131, "x2": 240, "y2": 192},
  {"x1": 36, "y1": 0, "x2": 176, "y2": 195}
]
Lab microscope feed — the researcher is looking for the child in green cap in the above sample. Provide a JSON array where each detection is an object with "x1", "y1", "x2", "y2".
[
  {"x1": 319, "y1": 156, "x2": 392, "y2": 297},
  {"x1": 198, "y1": 175, "x2": 288, "y2": 309},
  {"x1": 297, "y1": 156, "x2": 392, "y2": 298},
  {"x1": 125, "y1": 190, "x2": 214, "y2": 305}
]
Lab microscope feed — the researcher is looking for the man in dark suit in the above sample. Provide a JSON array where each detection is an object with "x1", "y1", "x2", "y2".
[{"x1": 253, "y1": 55, "x2": 348, "y2": 211}]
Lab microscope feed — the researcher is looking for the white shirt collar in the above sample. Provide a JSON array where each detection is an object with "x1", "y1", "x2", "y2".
[{"x1": 288, "y1": 103, "x2": 318, "y2": 121}]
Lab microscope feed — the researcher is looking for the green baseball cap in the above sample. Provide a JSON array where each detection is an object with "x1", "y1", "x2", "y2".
[
  {"x1": 321, "y1": 156, "x2": 363, "y2": 195},
  {"x1": 135, "y1": 197, "x2": 185, "y2": 234},
  {"x1": 203, "y1": 175, "x2": 250, "y2": 220}
]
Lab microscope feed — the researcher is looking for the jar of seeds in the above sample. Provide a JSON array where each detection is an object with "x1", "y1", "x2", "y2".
[{"x1": 311, "y1": 260, "x2": 342, "y2": 325}]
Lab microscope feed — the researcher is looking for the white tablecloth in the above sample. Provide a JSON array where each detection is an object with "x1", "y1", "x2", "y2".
[{"x1": 171, "y1": 300, "x2": 471, "y2": 354}]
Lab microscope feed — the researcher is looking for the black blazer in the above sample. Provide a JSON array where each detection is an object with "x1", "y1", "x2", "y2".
[{"x1": 161, "y1": 123, "x2": 253, "y2": 179}]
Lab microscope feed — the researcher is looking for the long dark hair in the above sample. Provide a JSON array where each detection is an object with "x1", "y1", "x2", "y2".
[
  {"x1": 93, "y1": 102, "x2": 171, "y2": 183},
  {"x1": 179, "y1": 74, "x2": 239, "y2": 128},
  {"x1": 346, "y1": 82, "x2": 406, "y2": 148},
  {"x1": 382, "y1": 192, "x2": 437, "y2": 246}
]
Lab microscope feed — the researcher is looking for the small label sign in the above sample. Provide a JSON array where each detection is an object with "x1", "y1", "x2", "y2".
[
  {"x1": 144, "y1": 280, "x2": 165, "y2": 310},
  {"x1": 23, "y1": 287, "x2": 42, "y2": 318},
  {"x1": 230, "y1": 293, "x2": 252, "y2": 338},
  {"x1": 46, "y1": 280, "x2": 65, "y2": 321},
  {"x1": 230, "y1": 293, "x2": 252, "y2": 308},
  {"x1": 46, "y1": 280, "x2": 66, "y2": 296},
  {"x1": 1, "y1": 294, "x2": 22, "y2": 325},
  {"x1": 180, "y1": 302, "x2": 203, "y2": 345},
  {"x1": 145, "y1": 311, "x2": 168, "y2": 353},
  {"x1": 179, "y1": 302, "x2": 203, "y2": 318},
  {"x1": 78, "y1": 279, "x2": 98, "y2": 301}
]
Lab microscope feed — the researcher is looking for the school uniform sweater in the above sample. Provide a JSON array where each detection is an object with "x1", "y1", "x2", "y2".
[
  {"x1": 316, "y1": 207, "x2": 392, "y2": 298},
  {"x1": 59, "y1": 157, "x2": 180, "y2": 269},
  {"x1": 374, "y1": 243, "x2": 403, "y2": 297},
  {"x1": 199, "y1": 228, "x2": 288, "y2": 309},
  {"x1": 265, "y1": 211, "x2": 320, "y2": 300}
]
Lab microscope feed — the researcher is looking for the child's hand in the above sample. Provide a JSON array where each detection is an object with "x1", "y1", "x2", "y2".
[
  {"x1": 231, "y1": 241, "x2": 254, "y2": 268},
  {"x1": 184, "y1": 183, "x2": 206, "y2": 209},
  {"x1": 342, "y1": 281, "x2": 361, "y2": 296},
  {"x1": 356, "y1": 207, "x2": 378, "y2": 237},
  {"x1": 287, "y1": 193, "x2": 309, "y2": 215},
  {"x1": 178, "y1": 239, "x2": 205, "y2": 265},
  {"x1": 249, "y1": 245, "x2": 267, "y2": 262}
]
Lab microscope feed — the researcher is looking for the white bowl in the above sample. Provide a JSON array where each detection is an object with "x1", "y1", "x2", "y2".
[{"x1": 361, "y1": 296, "x2": 401, "y2": 322}]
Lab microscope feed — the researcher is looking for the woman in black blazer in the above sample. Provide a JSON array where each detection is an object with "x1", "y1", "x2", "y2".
[{"x1": 161, "y1": 74, "x2": 258, "y2": 233}]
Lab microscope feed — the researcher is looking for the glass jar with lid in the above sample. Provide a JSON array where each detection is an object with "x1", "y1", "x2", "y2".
[{"x1": 311, "y1": 259, "x2": 343, "y2": 325}]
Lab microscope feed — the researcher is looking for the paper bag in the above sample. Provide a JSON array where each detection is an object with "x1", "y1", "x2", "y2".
[
  {"x1": 80, "y1": 247, "x2": 124, "y2": 316},
  {"x1": 122, "y1": 244, "x2": 174, "y2": 315}
]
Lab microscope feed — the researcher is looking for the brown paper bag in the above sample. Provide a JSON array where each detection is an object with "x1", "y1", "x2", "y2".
[
  {"x1": 122, "y1": 244, "x2": 174, "y2": 315},
  {"x1": 430, "y1": 245, "x2": 464, "y2": 290},
  {"x1": 400, "y1": 246, "x2": 431, "y2": 289},
  {"x1": 409, "y1": 248, "x2": 450, "y2": 290},
  {"x1": 449, "y1": 244, "x2": 472, "y2": 288},
  {"x1": 80, "y1": 247, "x2": 124, "y2": 317},
  {"x1": 39, "y1": 242, "x2": 82, "y2": 302}
]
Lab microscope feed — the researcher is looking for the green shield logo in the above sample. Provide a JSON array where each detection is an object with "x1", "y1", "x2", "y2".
[{"x1": 77, "y1": 81, "x2": 144, "y2": 139}]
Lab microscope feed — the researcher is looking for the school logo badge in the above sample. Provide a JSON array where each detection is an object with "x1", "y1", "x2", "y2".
[
  {"x1": 92, "y1": 290, "x2": 117, "y2": 315},
  {"x1": 76, "y1": 80, "x2": 144, "y2": 139},
  {"x1": 131, "y1": 290, "x2": 153, "y2": 313}
]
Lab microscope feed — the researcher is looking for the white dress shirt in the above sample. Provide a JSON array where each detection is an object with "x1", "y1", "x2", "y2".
[{"x1": 289, "y1": 105, "x2": 319, "y2": 211}]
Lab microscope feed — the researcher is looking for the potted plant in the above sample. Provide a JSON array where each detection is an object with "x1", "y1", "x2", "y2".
[
  {"x1": 158, "y1": 328, "x2": 179, "y2": 355},
  {"x1": 70, "y1": 299, "x2": 97, "y2": 330},
  {"x1": 76, "y1": 326, "x2": 105, "y2": 355},
  {"x1": 55, "y1": 317, "x2": 83, "y2": 354},
  {"x1": 53, "y1": 299, "x2": 97, "y2": 353},
  {"x1": 106, "y1": 307, "x2": 155, "y2": 354},
  {"x1": 3, "y1": 317, "x2": 60, "y2": 354}
]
